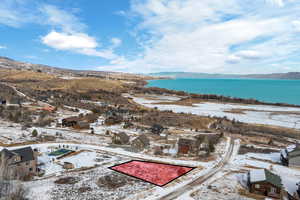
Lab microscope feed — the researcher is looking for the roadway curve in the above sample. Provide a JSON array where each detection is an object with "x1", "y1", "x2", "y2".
[{"x1": 157, "y1": 137, "x2": 235, "y2": 200}]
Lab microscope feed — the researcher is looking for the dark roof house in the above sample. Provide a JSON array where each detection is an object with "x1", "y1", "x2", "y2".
[
  {"x1": 247, "y1": 169, "x2": 283, "y2": 199},
  {"x1": 177, "y1": 138, "x2": 200, "y2": 155},
  {"x1": 131, "y1": 134, "x2": 150, "y2": 151},
  {"x1": 281, "y1": 144, "x2": 300, "y2": 168},
  {"x1": 112, "y1": 132, "x2": 130, "y2": 145},
  {"x1": 0, "y1": 147, "x2": 38, "y2": 180},
  {"x1": 150, "y1": 124, "x2": 165, "y2": 135}
]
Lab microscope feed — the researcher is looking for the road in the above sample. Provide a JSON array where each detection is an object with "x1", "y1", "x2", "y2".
[{"x1": 157, "y1": 137, "x2": 235, "y2": 200}]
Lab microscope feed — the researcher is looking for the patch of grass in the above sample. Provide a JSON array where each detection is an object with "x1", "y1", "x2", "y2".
[
  {"x1": 1, "y1": 70, "x2": 55, "y2": 81},
  {"x1": 18, "y1": 77, "x2": 125, "y2": 93}
]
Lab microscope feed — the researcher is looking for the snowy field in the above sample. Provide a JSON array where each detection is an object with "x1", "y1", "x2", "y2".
[{"x1": 131, "y1": 95, "x2": 300, "y2": 129}]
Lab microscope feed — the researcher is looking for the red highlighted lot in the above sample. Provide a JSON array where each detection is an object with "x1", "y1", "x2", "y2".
[{"x1": 109, "y1": 160, "x2": 195, "y2": 186}]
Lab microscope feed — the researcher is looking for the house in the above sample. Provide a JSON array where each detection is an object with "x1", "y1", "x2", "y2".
[
  {"x1": 247, "y1": 169, "x2": 282, "y2": 199},
  {"x1": 131, "y1": 134, "x2": 150, "y2": 151},
  {"x1": 104, "y1": 115, "x2": 123, "y2": 126},
  {"x1": 150, "y1": 124, "x2": 165, "y2": 135},
  {"x1": 112, "y1": 132, "x2": 130, "y2": 145},
  {"x1": 74, "y1": 121, "x2": 90, "y2": 130},
  {"x1": 177, "y1": 138, "x2": 201, "y2": 155},
  {"x1": 281, "y1": 144, "x2": 300, "y2": 168},
  {"x1": 0, "y1": 147, "x2": 38, "y2": 180},
  {"x1": 62, "y1": 116, "x2": 79, "y2": 127},
  {"x1": 63, "y1": 162, "x2": 74, "y2": 169}
]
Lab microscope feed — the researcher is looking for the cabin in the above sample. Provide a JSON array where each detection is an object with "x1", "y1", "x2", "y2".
[
  {"x1": 177, "y1": 138, "x2": 201, "y2": 155},
  {"x1": 247, "y1": 169, "x2": 282, "y2": 199},
  {"x1": 63, "y1": 162, "x2": 74, "y2": 170},
  {"x1": 281, "y1": 144, "x2": 300, "y2": 168},
  {"x1": 131, "y1": 134, "x2": 150, "y2": 151},
  {"x1": 112, "y1": 132, "x2": 130, "y2": 145},
  {"x1": 150, "y1": 124, "x2": 165, "y2": 135},
  {"x1": 74, "y1": 121, "x2": 90, "y2": 130},
  {"x1": 104, "y1": 115, "x2": 123, "y2": 126},
  {"x1": 62, "y1": 116, "x2": 79, "y2": 127},
  {"x1": 0, "y1": 147, "x2": 38, "y2": 180}
]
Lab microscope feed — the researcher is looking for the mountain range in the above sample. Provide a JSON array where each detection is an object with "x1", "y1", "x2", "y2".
[{"x1": 150, "y1": 72, "x2": 300, "y2": 80}]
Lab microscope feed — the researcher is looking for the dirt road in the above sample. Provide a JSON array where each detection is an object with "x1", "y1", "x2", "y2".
[{"x1": 158, "y1": 137, "x2": 235, "y2": 200}]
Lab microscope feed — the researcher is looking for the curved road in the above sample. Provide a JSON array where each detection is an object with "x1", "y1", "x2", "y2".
[{"x1": 157, "y1": 137, "x2": 235, "y2": 200}]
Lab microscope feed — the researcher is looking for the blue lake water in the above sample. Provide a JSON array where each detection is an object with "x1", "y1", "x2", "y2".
[{"x1": 147, "y1": 78, "x2": 300, "y2": 105}]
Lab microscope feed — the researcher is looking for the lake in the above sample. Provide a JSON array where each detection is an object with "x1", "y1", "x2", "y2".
[{"x1": 147, "y1": 78, "x2": 300, "y2": 105}]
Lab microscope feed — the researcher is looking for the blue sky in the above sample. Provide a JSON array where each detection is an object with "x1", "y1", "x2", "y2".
[{"x1": 1, "y1": 0, "x2": 300, "y2": 74}]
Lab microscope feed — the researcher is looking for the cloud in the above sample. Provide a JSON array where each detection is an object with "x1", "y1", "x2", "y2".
[
  {"x1": 0, "y1": 0, "x2": 34, "y2": 27},
  {"x1": 0, "y1": 45, "x2": 7, "y2": 49},
  {"x1": 40, "y1": 4, "x2": 86, "y2": 33},
  {"x1": 39, "y1": 5, "x2": 120, "y2": 60},
  {"x1": 266, "y1": 0, "x2": 285, "y2": 7},
  {"x1": 111, "y1": 38, "x2": 122, "y2": 48},
  {"x1": 228, "y1": 50, "x2": 265, "y2": 63},
  {"x1": 41, "y1": 31, "x2": 118, "y2": 59},
  {"x1": 101, "y1": 0, "x2": 300, "y2": 73},
  {"x1": 292, "y1": 20, "x2": 300, "y2": 32},
  {"x1": 42, "y1": 31, "x2": 97, "y2": 50}
]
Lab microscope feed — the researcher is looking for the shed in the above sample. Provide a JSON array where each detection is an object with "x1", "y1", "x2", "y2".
[{"x1": 63, "y1": 162, "x2": 75, "y2": 169}]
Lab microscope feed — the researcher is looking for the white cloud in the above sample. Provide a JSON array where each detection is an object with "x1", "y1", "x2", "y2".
[
  {"x1": 39, "y1": 5, "x2": 121, "y2": 60},
  {"x1": 41, "y1": 31, "x2": 118, "y2": 60},
  {"x1": 40, "y1": 5, "x2": 86, "y2": 33},
  {"x1": 0, "y1": 45, "x2": 7, "y2": 49},
  {"x1": 292, "y1": 20, "x2": 300, "y2": 32},
  {"x1": 42, "y1": 31, "x2": 97, "y2": 50},
  {"x1": 230, "y1": 50, "x2": 265, "y2": 62},
  {"x1": 101, "y1": 0, "x2": 300, "y2": 73},
  {"x1": 0, "y1": 0, "x2": 34, "y2": 27},
  {"x1": 111, "y1": 38, "x2": 122, "y2": 48},
  {"x1": 266, "y1": 0, "x2": 285, "y2": 7}
]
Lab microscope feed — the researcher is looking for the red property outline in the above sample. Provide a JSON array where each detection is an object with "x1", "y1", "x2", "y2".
[{"x1": 108, "y1": 160, "x2": 196, "y2": 187}]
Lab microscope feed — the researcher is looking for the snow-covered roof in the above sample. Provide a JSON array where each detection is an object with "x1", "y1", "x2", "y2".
[
  {"x1": 249, "y1": 169, "x2": 282, "y2": 188},
  {"x1": 249, "y1": 169, "x2": 266, "y2": 183},
  {"x1": 286, "y1": 144, "x2": 297, "y2": 153}
]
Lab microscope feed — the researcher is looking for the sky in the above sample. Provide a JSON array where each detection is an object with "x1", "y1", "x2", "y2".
[{"x1": 1, "y1": 0, "x2": 300, "y2": 74}]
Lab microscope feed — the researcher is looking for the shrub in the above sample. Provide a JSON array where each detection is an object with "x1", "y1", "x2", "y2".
[{"x1": 32, "y1": 129, "x2": 38, "y2": 137}]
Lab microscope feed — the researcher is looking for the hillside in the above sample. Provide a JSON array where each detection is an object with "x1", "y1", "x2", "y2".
[{"x1": 0, "y1": 56, "x2": 151, "y2": 81}]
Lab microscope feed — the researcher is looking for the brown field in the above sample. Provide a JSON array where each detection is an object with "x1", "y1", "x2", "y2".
[
  {"x1": 15, "y1": 77, "x2": 126, "y2": 93},
  {"x1": 0, "y1": 69, "x2": 55, "y2": 81}
]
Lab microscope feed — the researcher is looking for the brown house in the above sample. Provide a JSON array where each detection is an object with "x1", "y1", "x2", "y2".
[
  {"x1": 62, "y1": 116, "x2": 79, "y2": 127},
  {"x1": 112, "y1": 132, "x2": 130, "y2": 145},
  {"x1": 131, "y1": 134, "x2": 150, "y2": 151},
  {"x1": 177, "y1": 138, "x2": 200, "y2": 155},
  {"x1": 62, "y1": 116, "x2": 90, "y2": 129},
  {"x1": 0, "y1": 147, "x2": 38, "y2": 180},
  {"x1": 247, "y1": 169, "x2": 282, "y2": 199},
  {"x1": 63, "y1": 162, "x2": 74, "y2": 169}
]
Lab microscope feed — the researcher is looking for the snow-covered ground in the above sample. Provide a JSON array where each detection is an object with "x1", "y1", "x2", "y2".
[
  {"x1": 125, "y1": 137, "x2": 232, "y2": 200},
  {"x1": 131, "y1": 95, "x2": 300, "y2": 129},
  {"x1": 230, "y1": 151, "x2": 300, "y2": 198}
]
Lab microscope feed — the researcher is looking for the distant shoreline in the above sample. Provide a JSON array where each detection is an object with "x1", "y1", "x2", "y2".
[{"x1": 144, "y1": 78, "x2": 300, "y2": 108}]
